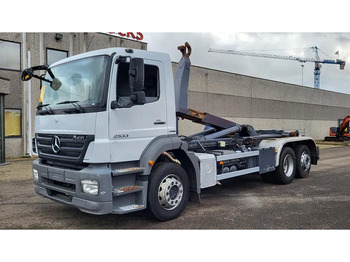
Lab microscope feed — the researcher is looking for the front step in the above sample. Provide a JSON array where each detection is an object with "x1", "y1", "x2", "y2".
[
  {"x1": 112, "y1": 185, "x2": 143, "y2": 197},
  {"x1": 111, "y1": 180, "x2": 148, "y2": 214},
  {"x1": 112, "y1": 167, "x2": 144, "y2": 176},
  {"x1": 112, "y1": 204, "x2": 146, "y2": 214}
]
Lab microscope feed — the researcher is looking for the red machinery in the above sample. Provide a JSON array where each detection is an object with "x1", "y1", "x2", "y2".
[{"x1": 325, "y1": 116, "x2": 350, "y2": 141}]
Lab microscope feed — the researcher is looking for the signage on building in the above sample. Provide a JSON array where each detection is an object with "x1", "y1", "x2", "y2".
[{"x1": 105, "y1": 32, "x2": 144, "y2": 41}]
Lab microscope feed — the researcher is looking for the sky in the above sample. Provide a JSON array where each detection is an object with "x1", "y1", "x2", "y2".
[
  {"x1": 4, "y1": 2, "x2": 350, "y2": 94},
  {"x1": 142, "y1": 32, "x2": 350, "y2": 94}
]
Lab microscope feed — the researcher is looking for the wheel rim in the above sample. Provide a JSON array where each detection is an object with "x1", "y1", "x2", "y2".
[
  {"x1": 300, "y1": 151, "x2": 311, "y2": 171},
  {"x1": 283, "y1": 154, "x2": 294, "y2": 177},
  {"x1": 158, "y1": 174, "x2": 184, "y2": 210}
]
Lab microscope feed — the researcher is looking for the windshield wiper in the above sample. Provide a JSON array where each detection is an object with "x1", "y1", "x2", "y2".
[
  {"x1": 57, "y1": 100, "x2": 79, "y2": 105},
  {"x1": 57, "y1": 100, "x2": 85, "y2": 113},
  {"x1": 37, "y1": 103, "x2": 54, "y2": 115}
]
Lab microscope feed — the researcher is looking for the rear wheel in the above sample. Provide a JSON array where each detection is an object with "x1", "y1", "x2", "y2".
[
  {"x1": 295, "y1": 145, "x2": 311, "y2": 178},
  {"x1": 148, "y1": 162, "x2": 189, "y2": 221},
  {"x1": 271, "y1": 147, "x2": 296, "y2": 184}
]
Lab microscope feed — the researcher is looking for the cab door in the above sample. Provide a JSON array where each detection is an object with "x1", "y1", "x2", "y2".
[{"x1": 108, "y1": 58, "x2": 168, "y2": 162}]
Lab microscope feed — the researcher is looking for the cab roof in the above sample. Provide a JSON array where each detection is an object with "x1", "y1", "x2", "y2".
[{"x1": 50, "y1": 47, "x2": 171, "y2": 68}]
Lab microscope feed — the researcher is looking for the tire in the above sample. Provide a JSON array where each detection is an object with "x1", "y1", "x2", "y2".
[
  {"x1": 295, "y1": 145, "x2": 311, "y2": 178},
  {"x1": 148, "y1": 162, "x2": 189, "y2": 221},
  {"x1": 271, "y1": 147, "x2": 296, "y2": 184}
]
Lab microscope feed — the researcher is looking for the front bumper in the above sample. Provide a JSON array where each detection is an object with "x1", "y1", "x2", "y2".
[
  {"x1": 33, "y1": 159, "x2": 113, "y2": 215},
  {"x1": 34, "y1": 185, "x2": 112, "y2": 214}
]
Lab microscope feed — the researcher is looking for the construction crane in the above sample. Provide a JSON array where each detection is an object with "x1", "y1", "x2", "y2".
[{"x1": 208, "y1": 46, "x2": 345, "y2": 89}]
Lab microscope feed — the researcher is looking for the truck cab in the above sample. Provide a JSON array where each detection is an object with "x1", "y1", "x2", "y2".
[
  {"x1": 34, "y1": 48, "x2": 177, "y2": 163},
  {"x1": 25, "y1": 48, "x2": 192, "y2": 219}
]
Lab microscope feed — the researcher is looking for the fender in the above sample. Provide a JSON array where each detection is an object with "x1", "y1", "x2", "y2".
[
  {"x1": 140, "y1": 135, "x2": 188, "y2": 175},
  {"x1": 258, "y1": 136, "x2": 319, "y2": 166},
  {"x1": 139, "y1": 135, "x2": 201, "y2": 195}
]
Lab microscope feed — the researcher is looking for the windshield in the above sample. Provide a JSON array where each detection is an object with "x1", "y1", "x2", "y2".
[{"x1": 39, "y1": 55, "x2": 109, "y2": 110}]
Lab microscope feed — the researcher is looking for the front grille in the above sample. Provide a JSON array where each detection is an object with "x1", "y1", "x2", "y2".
[
  {"x1": 36, "y1": 133, "x2": 94, "y2": 164},
  {"x1": 41, "y1": 159, "x2": 88, "y2": 171},
  {"x1": 47, "y1": 189, "x2": 73, "y2": 202},
  {"x1": 42, "y1": 176, "x2": 76, "y2": 191}
]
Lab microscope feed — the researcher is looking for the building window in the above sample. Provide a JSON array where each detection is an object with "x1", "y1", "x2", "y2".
[
  {"x1": 47, "y1": 48, "x2": 68, "y2": 65},
  {"x1": 0, "y1": 40, "x2": 21, "y2": 71},
  {"x1": 5, "y1": 109, "x2": 21, "y2": 137}
]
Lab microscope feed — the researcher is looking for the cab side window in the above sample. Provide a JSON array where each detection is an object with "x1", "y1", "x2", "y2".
[
  {"x1": 117, "y1": 63, "x2": 160, "y2": 103},
  {"x1": 117, "y1": 62, "x2": 132, "y2": 97},
  {"x1": 144, "y1": 64, "x2": 159, "y2": 103}
]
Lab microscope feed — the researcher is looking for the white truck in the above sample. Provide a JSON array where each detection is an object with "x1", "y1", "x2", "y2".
[{"x1": 21, "y1": 42, "x2": 319, "y2": 221}]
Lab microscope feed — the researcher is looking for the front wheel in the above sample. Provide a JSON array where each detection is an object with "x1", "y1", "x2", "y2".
[
  {"x1": 271, "y1": 147, "x2": 296, "y2": 184},
  {"x1": 148, "y1": 162, "x2": 189, "y2": 221}
]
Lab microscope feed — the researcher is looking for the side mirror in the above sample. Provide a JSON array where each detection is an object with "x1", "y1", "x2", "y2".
[
  {"x1": 22, "y1": 65, "x2": 60, "y2": 91},
  {"x1": 131, "y1": 91, "x2": 146, "y2": 105},
  {"x1": 50, "y1": 78, "x2": 62, "y2": 91},
  {"x1": 129, "y1": 58, "x2": 144, "y2": 91},
  {"x1": 111, "y1": 91, "x2": 145, "y2": 110},
  {"x1": 21, "y1": 68, "x2": 33, "y2": 81}
]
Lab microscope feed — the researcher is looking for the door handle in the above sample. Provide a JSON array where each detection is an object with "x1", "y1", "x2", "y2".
[{"x1": 154, "y1": 120, "x2": 166, "y2": 125}]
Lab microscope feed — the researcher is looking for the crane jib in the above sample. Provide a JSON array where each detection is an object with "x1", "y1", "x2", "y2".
[
  {"x1": 208, "y1": 47, "x2": 345, "y2": 89},
  {"x1": 208, "y1": 48, "x2": 345, "y2": 65}
]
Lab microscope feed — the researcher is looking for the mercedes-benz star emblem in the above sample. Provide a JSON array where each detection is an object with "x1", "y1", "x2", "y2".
[{"x1": 52, "y1": 135, "x2": 61, "y2": 154}]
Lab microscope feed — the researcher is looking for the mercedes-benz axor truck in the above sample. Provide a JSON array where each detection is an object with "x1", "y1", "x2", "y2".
[{"x1": 22, "y1": 43, "x2": 319, "y2": 221}]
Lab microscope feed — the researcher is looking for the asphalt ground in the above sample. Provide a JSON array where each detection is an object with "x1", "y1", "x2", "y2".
[
  {"x1": 1, "y1": 145, "x2": 350, "y2": 230},
  {"x1": 1, "y1": 144, "x2": 349, "y2": 261}
]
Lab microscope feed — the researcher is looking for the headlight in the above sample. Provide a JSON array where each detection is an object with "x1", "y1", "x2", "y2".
[
  {"x1": 81, "y1": 180, "x2": 99, "y2": 195},
  {"x1": 33, "y1": 169, "x2": 39, "y2": 181}
]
